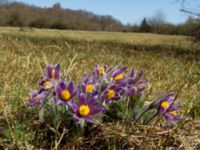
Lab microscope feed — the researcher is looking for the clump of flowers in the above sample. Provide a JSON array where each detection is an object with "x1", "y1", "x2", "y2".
[{"x1": 29, "y1": 64, "x2": 181, "y2": 127}]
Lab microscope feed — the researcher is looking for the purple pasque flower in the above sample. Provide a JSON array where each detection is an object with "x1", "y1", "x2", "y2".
[
  {"x1": 125, "y1": 69, "x2": 148, "y2": 96},
  {"x1": 39, "y1": 79, "x2": 54, "y2": 90},
  {"x1": 159, "y1": 93, "x2": 181, "y2": 125},
  {"x1": 44, "y1": 64, "x2": 61, "y2": 80},
  {"x1": 80, "y1": 68, "x2": 108, "y2": 96},
  {"x1": 39, "y1": 64, "x2": 60, "y2": 89},
  {"x1": 95, "y1": 64, "x2": 109, "y2": 76},
  {"x1": 111, "y1": 68, "x2": 147, "y2": 97},
  {"x1": 29, "y1": 89, "x2": 46, "y2": 106},
  {"x1": 69, "y1": 93, "x2": 104, "y2": 122},
  {"x1": 104, "y1": 85, "x2": 121, "y2": 102},
  {"x1": 81, "y1": 74, "x2": 96, "y2": 94},
  {"x1": 56, "y1": 80, "x2": 76, "y2": 106},
  {"x1": 111, "y1": 67, "x2": 127, "y2": 82}
]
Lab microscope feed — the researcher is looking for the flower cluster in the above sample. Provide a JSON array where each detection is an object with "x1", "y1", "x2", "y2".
[{"x1": 29, "y1": 64, "x2": 181, "y2": 126}]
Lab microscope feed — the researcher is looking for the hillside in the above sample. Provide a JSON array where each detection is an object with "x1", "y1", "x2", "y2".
[{"x1": 0, "y1": 2, "x2": 124, "y2": 31}]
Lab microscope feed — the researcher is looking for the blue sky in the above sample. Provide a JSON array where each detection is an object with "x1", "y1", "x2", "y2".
[{"x1": 16, "y1": 0, "x2": 195, "y2": 25}]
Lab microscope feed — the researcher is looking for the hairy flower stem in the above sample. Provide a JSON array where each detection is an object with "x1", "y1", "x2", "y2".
[
  {"x1": 145, "y1": 111, "x2": 159, "y2": 124},
  {"x1": 125, "y1": 97, "x2": 130, "y2": 119},
  {"x1": 134, "y1": 107, "x2": 151, "y2": 125},
  {"x1": 124, "y1": 97, "x2": 130, "y2": 131}
]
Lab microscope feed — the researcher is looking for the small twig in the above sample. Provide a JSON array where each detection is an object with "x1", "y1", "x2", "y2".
[{"x1": 53, "y1": 128, "x2": 68, "y2": 150}]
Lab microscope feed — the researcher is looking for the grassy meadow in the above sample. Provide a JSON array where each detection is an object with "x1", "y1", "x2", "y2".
[{"x1": 0, "y1": 27, "x2": 200, "y2": 149}]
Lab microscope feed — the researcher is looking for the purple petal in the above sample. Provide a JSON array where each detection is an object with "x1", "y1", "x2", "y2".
[
  {"x1": 59, "y1": 80, "x2": 66, "y2": 89},
  {"x1": 132, "y1": 71, "x2": 143, "y2": 84},
  {"x1": 31, "y1": 90, "x2": 39, "y2": 97},
  {"x1": 85, "y1": 116, "x2": 94, "y2": 123},
  {"x1": 72, "y1": 91, "x2": 77, "y2": 97},
  {"x1": 165, "y1": 93, "x2": 176, "y2": 102},
  {"x1": 112, "y1": 67, "x2": 127, "y2": 78},
  {"x1": 88, "y1": 98, "x2": 96, "y2": 107},
  {"x1": 54, "y1": 68, "x2": 60, "y2": 79},
  {"x1": 56, "y1": 86, "x2": 62, "y2": 95},
  {"x1": 168, "y1": 105, "x2": 181, "y2": 111},
  {"x1": 56, "y1": 99, "x2": 64, "y2": 105},
  {"x1": 104, "y1": 65, "x2": 108, "y2": 72},
  {"x1": 29, "y1": 98, "x2": 40, "y2": 106},
  {"x1": 128, "y1": 87, "x2": 137, "y2": 96},
  {"x1": 83, "y1": 75, "x2": 89, "y2": 83},
  {"x1": 109, "y1": 85, "x2": 118, "y2": 90},
  {"x1": 47, "y1": 65, "x2": 53, "y2": 78},
  {"x1": 130, "y1": 68, "x2": 135, "y2": 78},
  {"x1": 66, "y1": 101, "x2": 78, "y2": 112},
  {"x1": 172, "y1": 115, "x2": 182, "y2": 121},
  {"x1": 117, "y1": 81, "x2": 127, "y2": 87},
  {"x1": 90, "y1": 106, "x2": 103, "y2": 115},
  {"x1": 67, "y1": 81, "x2": 74, "y2": 93},
  {"x1": 92, "y1": 90, "x2": 99, "y2": 97},
  {"x1": 55, "y1": 64, "x2": 60, "y2": 70},
  {"x1": 167, "y1": 118, "x2": 176, "y2": 125},
  {"x1": 29, "y1": 92, "x2": 44, "y2": 106},
  {"x1": 39, "y1": 80, "x2": 45, "y2": 86},
  {"x1": 73, "y1": 114, "x2": 81, "y2": 121},
  {"x1": 165, "y1": 113, "x2": 176, "y2": 125},
  {"x1": 137, "y1": 80, "x2": 148, "y2": 85},
  {"x1": 160, "y1": 107, "x2": 167, "y2": 114},
  {"x1": 79, "y1": 93, "x2": 86, "y2": 105},
  {"x1": 81, "y1": 83, "x2": 86, "y2": 92},
  {"x1": 137, "y1": 87, "x2": 145, "y2": 94}
]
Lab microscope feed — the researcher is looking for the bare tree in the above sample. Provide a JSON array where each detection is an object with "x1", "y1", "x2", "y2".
[{"x1": 148, "y1": 10, "x2": 166, "y2": 26}]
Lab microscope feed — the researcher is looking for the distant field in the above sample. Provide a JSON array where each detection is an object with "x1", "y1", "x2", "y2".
[
  {"x1": 0, "y1": 27, "x2": 194, "y2": 47},
  {"x1": 0, "y1": 27, "x2": 199, "y2": 149}
]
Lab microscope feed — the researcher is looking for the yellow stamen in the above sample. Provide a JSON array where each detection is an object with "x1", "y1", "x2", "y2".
[
  {"x1": 60, "y1": 89, "x2": 71, "y2": 101},
  {"x1": 44, "y1": 80, "x2": 51, "y2": 87},
  {"x1": 161, "y1": 101, "x2": 170, "y2": 110},
  {"x1": 79, "y1": 105, "x2": 90, "y2": 116},
  {"x1": 51, "y1": 69, "x2": 55, "y2": 78},
  {"x1": 114, "y1": 73, "x2": 124, "y2": 81},
  {"x1": 98, "y1": 66, "x2": 105, "y2": 75},
  {"x1": 86, "y1": 84, "x2": 94, "y2": 93},
  {"x1": 169, "y1": 110, "x2": 177, "y2": 116},
  {"x1": 106, "y1": 90, "x2": 115, "y2": 99}
]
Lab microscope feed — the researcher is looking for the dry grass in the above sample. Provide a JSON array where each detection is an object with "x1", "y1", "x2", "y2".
[{"x1": 0, "y1": 27, "x2": 200, "y2": 149}]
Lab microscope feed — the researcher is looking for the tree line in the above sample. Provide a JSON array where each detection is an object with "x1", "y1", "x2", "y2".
[
  {"x1": 0, "y1": 0, "x2": 200, "y2": 39},
  {"x1": 131, "y1": 16, "x2": 200, "y2": 38}
]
